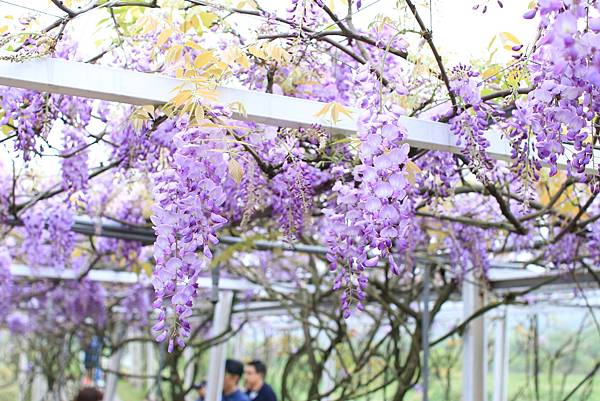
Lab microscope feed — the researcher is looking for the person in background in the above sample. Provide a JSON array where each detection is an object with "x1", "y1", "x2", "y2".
[
  {"x1": 244, "y1": 360, "x2": 277, "y2": 401},
  {"x1": 74, "y1": 387, "x2": 103, "y2": 401},
  {"x1": 223, "y1": 359, "x2": 250, "y2": 401},
  {"x1": 194, "y1": 380, "x2": 207, "y2": 401}
]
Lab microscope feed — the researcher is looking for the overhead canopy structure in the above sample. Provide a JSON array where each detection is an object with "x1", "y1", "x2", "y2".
[
  {"x1": 1, "y1": 58, "x2": 598, "y2": 173},
  {"x1": 1, "y1": 57, "x2": 599, "y2": 401}
]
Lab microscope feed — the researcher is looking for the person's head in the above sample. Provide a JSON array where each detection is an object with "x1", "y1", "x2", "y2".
[
  {"x1": 74, "y1": 387, "x2": 103, "y2": 401},
  {"x1": 223, "y1": 359, "x2": 244, "y2": 394},
  {"x1": 194, "y1": 381, "x2": 206, "y2": 399},
  {"x1": 244, "y1": 360, "x2": 267, "y2": 391}
]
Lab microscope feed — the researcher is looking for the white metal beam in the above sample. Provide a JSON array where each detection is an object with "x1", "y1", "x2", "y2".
[
  {"x1": 0, "y1": 58, "x2": 595, "y2": 172},
  {"x1": 9, "y1": 264, "x2": 270, "y2": 291},
  {"x1": 9, "y1": 263, "x2": 599, "y2": 295}
]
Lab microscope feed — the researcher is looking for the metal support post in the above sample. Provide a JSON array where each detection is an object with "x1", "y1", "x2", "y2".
[
  {"x1": 205, "y1": 290, "x2": 234, "y2": 401},
  {"x1": 105, "y1": 325, "x2": 127, "y2": 401},
  {"x1": 462, "y1": 268, "x2": 487, "y2": 401},
  {"x1": 422, "y1": 264, "x2": 431, "y2": 401},
  {"x1": 492, "y1": 308, "x2": 509, "y2": 401}
]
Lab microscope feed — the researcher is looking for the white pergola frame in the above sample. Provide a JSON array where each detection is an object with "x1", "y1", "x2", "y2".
[
  {"x1": 1, "y1": 58, "x2": 599, "y2": 401},
  {"x1": 1, "y1": 58, "x2": 599, "y2": 173}
]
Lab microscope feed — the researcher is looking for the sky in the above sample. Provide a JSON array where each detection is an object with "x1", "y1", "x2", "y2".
[
  {"x1": 0, "y1": 0, "x2": 537, "y2": 176},
  {"x1": 0, "y1": 0, "x2": 537, "y2": 63}
]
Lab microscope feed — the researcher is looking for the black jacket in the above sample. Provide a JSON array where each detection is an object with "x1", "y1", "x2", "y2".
[{"x1": 246, "y1": 383, "x2": 277, "y2": 401}]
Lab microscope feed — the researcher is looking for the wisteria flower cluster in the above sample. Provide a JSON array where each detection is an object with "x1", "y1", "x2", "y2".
[{"x1": 151, "y1": 120, "x2": 230, "y2": 351}]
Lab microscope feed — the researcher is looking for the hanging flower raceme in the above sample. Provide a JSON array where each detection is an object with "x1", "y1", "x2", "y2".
[
  {"x1": 0, "y1": 88, "x2": 44, "y2": 161},
  {"x1": 518, "y1": 2, "x2": 600, "y2": 180},
  {"x1": 0, "y1": 161, "x2": 10, "y2": 220},
  {"x1": 151, "y1": 118, "x2": 230, "y2": 351},
  {"x1": 325, "y1": 65, "x2": 415, "y2": 317},
  {"x1": 287, "y1": 0, "x2": 322, "y2": 29},
  {"x1": 445, "y1": 224, "x2": 491, "y2": 279},
  {"x1": 271, "y1": 159, "x2": 325, "y2": 239},
  {"x1": 122, "y1": 282, "x2": 152, "y2": 327},
  {"x1": 0, "y1": 247, "x2": 13, "y2": 317},
  {"x1": 61, "y1": 127, "x2": 89, "y2": 192},
  {"x1": 325, "y1": 111, "x2": 414, "y2": 316},
  {"x1": 21, "y1": 204, "x2": 75, "y2": 268},
  {"x1": 448, "y1": 65, "x2": 494, "y2": 179},
  {"x1": 47, "y1": 204, "x2": 76, "y2": 267}
]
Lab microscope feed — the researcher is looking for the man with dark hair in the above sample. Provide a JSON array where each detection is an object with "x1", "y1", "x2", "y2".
[
  {"x1": 73, "y1": 387, "x2": 103, "y2": 401},
  {"x1": 244, "y1": 360, "x2": 277, "y2": 401},
  {"x1": 193, "y1": 380, "x2": 206, "y2": 401},
  {"x1": 223, "y1": 359, "x2": 250, "y2": 401}
]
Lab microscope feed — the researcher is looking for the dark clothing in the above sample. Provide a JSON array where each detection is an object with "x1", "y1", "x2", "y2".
[
  {"x1": 223, "y1": 389, "x2": 250, "y2": 401},
  {"x1": 246, "y1": 383, "x2": 277, "y2": 401}
]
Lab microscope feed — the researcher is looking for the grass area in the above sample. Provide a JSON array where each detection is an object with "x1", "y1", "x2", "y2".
[
  {"x1": 400, "y1": 372, "x2": 598, "y2": 401},
  {"x1": 117, "y1": 379, "x2": 148, "y2": 401},
  {"x1": 1, "y1": 370, "x2": 597, "y2": 401},
  {"x1": 112, "y1": 371, "x2": 598, "y2": 401},
  {"x1": 0, "y1": 383, "x2": 17, "y2": 401}
]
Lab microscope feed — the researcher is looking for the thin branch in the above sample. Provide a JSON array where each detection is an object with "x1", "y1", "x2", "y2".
[
  {"x1": 486, "y1": 184, "x2": 528, "y2": 234},
  {"x1": 481, "y1": 87, "x2": 533, "y2": 102},
  {"x1": 553, "y1": 193, "x2": 597, "y2": 243},
  {"x1": 560, "y1": 362, "x2": 599, "y2": 401},
  {"x1": 417, "y1": 211, "x2": 516, "y2": 232},
  {"x1": 404, "y1": 0, "x2": 456, "y2": 110}
]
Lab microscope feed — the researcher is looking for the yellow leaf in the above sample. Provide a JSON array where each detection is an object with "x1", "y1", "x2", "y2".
[
  {"x1": 316, "y1": 101, "x2": 352, "y2": 123},
  {"x1": 157, "y1": 28, "x2": 172, "y2": 47},
  {"x1": 138, "y1": 16, "x2": 158, "y2": 35},
  {"x1": 194, "y1": 51, "x2": 214, "y2": 68},
  {"x1": 200, "y1": 12, "x2": 217, "y2": 27},
  {"x1": 165, "y1": 44, "x2": 184, "y2": 65},
  {"x1": 141, "y1": 261, "x2": 154, "y2": 277},
  {"x1": 228, "y1": 158, "x2": 244, "y2": 184},
  {"x1": 248, "y1": 44, "x2": 266, "y2": 59},
  {"x1": 236, "y1": 0, "x2": 258, "y2": 8},
  {"x1": 0, "y1": 125, "x2": 13, "y2": 135},
  {"x1": 194, "y1": 104, "x2": 205, "y2": 123},
  {"x1": 195, "y1": 88, "x2": 218, "y2": 102},
  {"x1": 405, "y1": 161, "x2": 421, "y2": 185},
  {"x1": 506, "y1": 69, "x2": 521, "y2": 88},
  {"x1": 315, "y1": 102, "x2": 332, "y2": 118},
  {"x1": 237, "y1": 52, "x2": 250, "y2": 68},
  {"x1": 142, "y1": 105, "x2": 154, "y2": 116},
  {"x1": 332, "y1": 103, "x2": 339, "y2": 122},
  {"x1": 482, "y1": 65, "x2": 500, "y2": 80},
  {"x1": 487, "y1": 35, "x2": 496, "y2": 51},
  {"x1": 267, "y1": 43, "x2": 291, "y2": 64},
  {"x1": 0, "y1": 26, "x2": 8, "y2": 35},
  {"x1": 334, "y1": 102, "x2": 353, "y2": 119},
  {"x1": 500, "y1": 31, "x2": 520, "y2": 45},
  {"x1": 171, "y1": 89, "x2": 192, "y2": 106},
  {"x1": 229, "y1": 101, "x2": 247, "y2": 117},
  {"x1": 189, "y1": 14, "x2": 202, "y2": 33}
]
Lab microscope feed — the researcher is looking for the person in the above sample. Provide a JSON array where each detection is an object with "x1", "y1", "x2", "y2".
[
  {"x1": 193, "y1": 380, "x2": 206, "y2": 401},
  {"x1": 74, "y1": 387, "x2": 103, "y2": 401},
  {"x1": 244, "y1": 360, "x2": 277, "y2": 401},
  {"x1": 223, "y1": 359, "x2": 250, "y2": 401}
]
